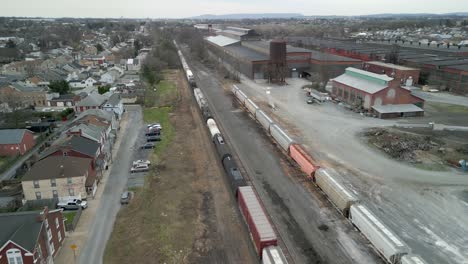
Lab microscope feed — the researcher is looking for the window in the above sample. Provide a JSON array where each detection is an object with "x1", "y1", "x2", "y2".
[
  {"x1": 63, "y1": 152, "x2": 68, "y2": 156},
  {"x1": 49, "y1": 241, "x2": 55, "y2": 255},
  {"x1": 55, "y1": 217, "x2": 60, "y2": 229},
  {"x1": 33, "y1": 180, "x2": 40, "y2": 188},
  {"x1": 52, "y1": 190, "x2": 58, "y2": 198},
  {"x1": 35, "y1": 192, "x2": 42, "y2": 200},
  {"x1": 68, "y1": 188, "x2": 75, "y2": 196},
  {"x1": 58, "y1": 230, "x2": 62, "y2": 242},
  {"x1": 6, "y1": 248, "x2": 23, "y2": 264},
  {"x1": 50, "y1": 179, "x2": 56, "y2": 187},
  {"x1": 67, "y1": 177, "x2": 73, "y2": 184}
]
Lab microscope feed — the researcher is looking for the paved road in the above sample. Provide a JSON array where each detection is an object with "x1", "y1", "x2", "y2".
[
  {"x1": 187, "y1": 56, "x2": 383, "y2": 263},
  {"x1": 78, "y1": 105, "x2": 142, "y2": 264},
  {"x1": 236, "y1": 77, "x2": 468, "y2": 264},
  {"x1": 412, "y1": 90, "x2": 468, "y2": 107}
]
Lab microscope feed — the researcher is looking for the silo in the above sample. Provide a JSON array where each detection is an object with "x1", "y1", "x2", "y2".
[
  {"x1": 269, "y1": 39, "x2": 287, "y2": 63},
  {"x1": 269, "y1": 39, "x2": 287, "y2": 83}
]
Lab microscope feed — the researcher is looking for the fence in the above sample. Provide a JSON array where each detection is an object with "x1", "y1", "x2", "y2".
[
  {"x1": 17, "y1": 198, "x2": 58, "y2": 212},
  {"x1": 65, "y1": 207, "x2": 82, "y2": 232}
]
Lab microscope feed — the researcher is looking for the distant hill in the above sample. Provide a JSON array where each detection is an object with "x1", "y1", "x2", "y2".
[
  {"x1": 359, "y1": 12, "x2": 468, "y2": 18},
  {"x1": 190, "y1": 13, "x2": 304, "y2": 20}
]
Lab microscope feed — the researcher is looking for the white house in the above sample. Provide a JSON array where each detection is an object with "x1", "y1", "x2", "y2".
[
  {"x1": 100, "y1": 67, "x2": 124, "y2": 84},
  {"x1": 102, "y1": 93, "x2": 123, "y2": 119}
]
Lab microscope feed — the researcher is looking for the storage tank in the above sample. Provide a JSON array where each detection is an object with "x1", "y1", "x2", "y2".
[
  {"x1": 270, "y1": 40, "x2": 287, "y2": 63},
  {"x1": 206, "y1": 118, "x2": 221, "y2": 139}
]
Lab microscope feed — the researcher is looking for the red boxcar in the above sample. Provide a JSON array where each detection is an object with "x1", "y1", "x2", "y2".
[
  {"x1": 289, "y1": 144, "x2": 319, "y2": 181},
  {"x1": 238, "y1": 186, "x2": 278, "y2": 257}
]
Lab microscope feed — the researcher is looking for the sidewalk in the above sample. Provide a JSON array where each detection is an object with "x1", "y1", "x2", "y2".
[{"x1": 54, "y1": 113, "x2": 130, "y2": 264}]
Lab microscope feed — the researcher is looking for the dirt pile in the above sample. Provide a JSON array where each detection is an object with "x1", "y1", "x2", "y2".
[{"x1": 364, "y1": 128, "x2": 438, "y2": 162}]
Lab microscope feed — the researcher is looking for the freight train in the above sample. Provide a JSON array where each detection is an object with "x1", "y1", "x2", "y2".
[
  {"x1": 231, "y1": 84, "x2": 424, "y2": 264},
  {"x1": 175, "y1": 42, "x2": 288, "y2": 263}
]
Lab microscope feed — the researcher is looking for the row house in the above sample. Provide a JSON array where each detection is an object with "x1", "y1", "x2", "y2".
[
  {"x1": 74, "y1": 92, "x2": 107, "y2": 114},
  {"x1": 0, "y1": 129, "x2": 35, "y2": 156},
  {"x1": 0, "y1": 207, "x2": 65, "y2": 264}
]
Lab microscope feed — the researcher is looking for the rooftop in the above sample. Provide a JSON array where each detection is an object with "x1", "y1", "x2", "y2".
[
  {"x1": 75, "y1": 93, "x2": 107, "y2": 107},
  {"x1": 40, "y1": 135, "x2": 100, "y2": 160},
  {"x1": 372, "y1": 104, "x2": 424, "y2": 114},
  {"x1": 366, "y1": 61, "x2": 419, "y2": 71},
  {"x1": 22, "y1": 156, "x2": 91, "y2": 181},
  {"x1": 0, "y1": 211, "x2": 43, "y2": 252},
  {"x1": 345, "y1": 67, "x2": 394, "y2": 82},
  {"x1": 224, "y1": 45, "x2": 269, "y2": 62},
  {"x1": 333, "y1": 74, "x2": 388, "y2": 94},
  {"x1": 0, "y1": 129, "x2": 32, "y2": 145},
  {"x1": 205, "y1": 35, "x2": 240, "y2": 47}
]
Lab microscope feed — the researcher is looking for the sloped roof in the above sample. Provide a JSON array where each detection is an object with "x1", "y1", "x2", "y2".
[
  {"x1": 76, "y1": 109, "x2": 114, "y2": 122},
  {"x1": 0, "y1": 129, "x2": 32, "y2": 145},
  {"x1": 22, "y1": 156, "x2": 91, "y2": 181},
  {"x1": 333, "y1": 74, "x2": 388, "y2": 94},
  {"x1": 372, "y1": 104, "x2": 424, "y2": 114},
  {"x1": 40, "y1": 135, "x2": 100, "y2": 160},
  {"x1": 104, "y1": 93, "x2": 121, "y2": 106},
  {"x1": 68, "y1": 123, "x2": 104, "y2": 141},
  {"x1": 76, "y1": 93, "x2": 107, "y2": 107},
  {"x1": 0, "y1": 211, "x2": 43, "y2": 252},
  {"x1": 205, "y1": 35, "x2": 240, "y2": 47}
]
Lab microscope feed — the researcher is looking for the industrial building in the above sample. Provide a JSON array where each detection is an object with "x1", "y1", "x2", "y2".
[
  {"x1": 332, "y1": 67, "x2": 424, "y2": 117},
  {"x1": 286, "y1": 37, "x2": 468, "y2": 94},
  {"x1": 363, "y1": 61, "x2": 420, "y2": 86},
  {"x1": 204, "y1": 27, "x2": 361, "y2": 81}
]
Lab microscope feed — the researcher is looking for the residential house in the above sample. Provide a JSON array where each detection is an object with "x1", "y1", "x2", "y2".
[
  {"x1": 21, "y1": 156, "x2": 95, "y2": 200},
  {"x1": 76, "y1": 109, "x2": 119, "y2": 132},
  {"x1": 47, "y1": 94, "x2": 81, "y2": 107},
  {"x1": 332, "y1": 67, "x2": 424, "y2": 110},
  {"x1": 0, "y1": 207, "x2": 65, "y2": 264},
  {"x1": 25, "y1": 76, "x2": 49, "y2": 88},
  {"x1": 73, "y1": 92, "x2": 107, "y2": 114},
  {"x1": 125, "y1": 58, "x2": 140, "y2": 71},
  {"x1": 1, "y1": 60, "x2": 42, "y2": 76},
  {"x1": 100, "y1": 67, "x2": 124, "y2": 84},
  {"x1": 102, "y1": 93, "x2": 123, "y2": 119},
  {"x1": 0, "y1": 82, "x2": 47, "y2": 108},
  {"x1": 0, "y1": 129, "x2": 35, "y2": 156}
]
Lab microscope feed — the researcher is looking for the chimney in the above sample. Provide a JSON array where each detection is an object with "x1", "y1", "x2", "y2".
[{"x1": 36, "y1": 207, "x2": 49, "y2": 222}]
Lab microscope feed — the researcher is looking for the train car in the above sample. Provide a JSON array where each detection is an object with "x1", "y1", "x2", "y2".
[
  {"x1": 289, "y1": 144, "x2": 319, "y2": 181},
  {"x1": 238, "y1": 186, "x2": 278, "y2": 257},
  {"x1": 270, "y1": 124, "x2": 294, "y2": 153},
  {"x1": 315, "y1": 168, "x2": 358, "y2": 216},
  {"x1": 206, "y1": 118, "x2": 221, "y2": 139},
  {"x1": 245, "y1": 98, "x2": 259, "y2": 118},
  {"x1": 262, "y1": 246, "x2": 288, "y2": 264},
  {"x1": 234, "y1": 88, "x2": 248, "y2": 105},
  {"x1": 350, "y1": 204, "x2": 409, "y2": 264},
  {"x1": 222, "y1": 155, "x2": 247, "y2": 196},
  {"x1": 256, "y1": 110, "x2": 274, "y2": 133},
  {"x1": 201, "y1": 105, "x2": 213, "y2": 121},
  {"x1": 193, "y1": 88, "x2": 206, "y2": 110},
  {"x1": 401, "y1": 254, "x2": 428, "y2": 264},
  {"x1": 213, "y1": 133, "x2": 230, "y2": 160}
]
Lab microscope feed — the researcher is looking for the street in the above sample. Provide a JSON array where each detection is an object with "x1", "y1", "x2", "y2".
[
  {"x1": 186, "y1": 55, "x2": 383, "y2": 263},
  {"x1": 77, "y1": 105, "x2": 142, "y2": 264}
]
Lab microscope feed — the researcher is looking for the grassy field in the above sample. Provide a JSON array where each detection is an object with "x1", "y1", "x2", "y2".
[
  {"x1": 143, "y1": 107, "x2": 175, "y2": 158},
  {"x1": 428, "y1": 102, "x2": 468, "y2": 113}
]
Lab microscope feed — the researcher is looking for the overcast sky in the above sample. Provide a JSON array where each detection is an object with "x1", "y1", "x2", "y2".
[{"x1": 1, "y1": 0, "x2": 467, "y2": 18}]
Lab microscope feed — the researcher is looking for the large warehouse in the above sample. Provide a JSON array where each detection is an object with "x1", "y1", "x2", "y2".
[{"x1": 205, "y1": 27, "x2": 361, "y2": 81}]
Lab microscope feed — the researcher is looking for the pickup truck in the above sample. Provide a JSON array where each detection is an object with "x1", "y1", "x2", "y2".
[{"x1": 57, "y1": 199, "x2": 88, "y2": 210}]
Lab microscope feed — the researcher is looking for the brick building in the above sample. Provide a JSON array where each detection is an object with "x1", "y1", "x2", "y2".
[
  {"x1": 0, "y1": 207, "x2": 65, "y2": 264},
  {"x1": 332, "y1": 67, "x2": 424, "y2": 112},
  {"x1": 0, "y1": 129, "x2": 35, "y2": 156},
  {"x1": 363, "y1": 61, "x2": 420, "y2": 86}
]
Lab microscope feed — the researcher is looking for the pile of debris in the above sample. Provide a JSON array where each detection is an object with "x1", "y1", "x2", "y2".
[{"x1": 364, "y1": 128, "x2": 438, "y2": 162}]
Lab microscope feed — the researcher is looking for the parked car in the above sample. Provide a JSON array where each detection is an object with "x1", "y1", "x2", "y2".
[
  {"x1": 130, "y1": 163, "x2": 149, "y2": 173},
  {"x1": 147, "y1": 123, "x2": 162, "y2": 130},
  {"x1": 145, "y1": 131, "x2": 160, "y2": 137},
  {"x1": 133, "y1": 160, "x2": 151, "y2": 166},
  {"x1": 120, "y1": 191, "x2": 131, "y2": 204},
  {"x1": 147, "y1": 135, "x2": 161, "y2": 142},
  {"x1": 141, "y1": 143, "x2": 156, "y2": 149},
  {"x1": 306, "y1": 98, "x2": 314, "y2": 104},
  {"x1": 57, "y1": 199, "x2": 88, "y2": 210}
]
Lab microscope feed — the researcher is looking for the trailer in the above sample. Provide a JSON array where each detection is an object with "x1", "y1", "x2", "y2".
[{"x1": 238, "y1": 186, "x2": 278, "y2": 257}]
